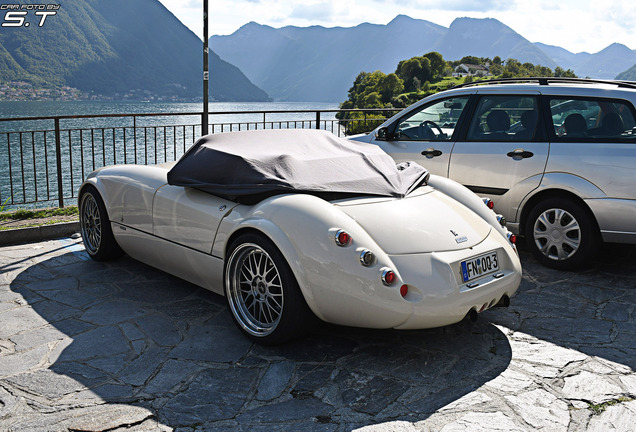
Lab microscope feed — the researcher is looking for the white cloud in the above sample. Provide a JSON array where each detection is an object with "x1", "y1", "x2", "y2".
[{"x1": 289, "y1": 2, "x2": 337, "y2": 22}]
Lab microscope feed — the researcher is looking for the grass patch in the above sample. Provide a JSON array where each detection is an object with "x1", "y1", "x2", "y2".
[
  {"x1": 0, "y1": 206, "x2": 78, "y2": 222},
  {"x1": 588, "y1": 397, "x2": 633, "y2": 415}
]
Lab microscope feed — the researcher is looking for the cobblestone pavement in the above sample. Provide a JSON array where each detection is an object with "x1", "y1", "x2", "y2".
[{"x1": 0, "y1": 236, "x2": 635, "y2": 431}]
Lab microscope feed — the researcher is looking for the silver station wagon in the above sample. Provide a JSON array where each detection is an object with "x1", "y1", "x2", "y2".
[{"x1": 352, "y1": 78, "x2": 636, "y2": 269}]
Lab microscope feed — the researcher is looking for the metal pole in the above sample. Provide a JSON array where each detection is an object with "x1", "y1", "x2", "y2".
[
  {"x1": 202, "y1": 0, "x2": 209, "y2": 136},
  {"x1": 54, "y1": 118, "x2": 64, "y2": 208}
]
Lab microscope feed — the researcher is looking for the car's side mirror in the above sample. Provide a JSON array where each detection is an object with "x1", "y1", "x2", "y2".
[{"x1": 375, "y1": 127, "x2": 393, "y2": 141}]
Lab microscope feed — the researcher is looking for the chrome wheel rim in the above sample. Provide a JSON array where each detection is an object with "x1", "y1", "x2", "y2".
[
  {"x1": 533, "y1": 208, "x2": 581, "y2": 261},
  {"x1": 80, "y1": 193, "x2": 102, "y2": 255},
  {"x1": 226, "y1": 243, "x2": 284, "y2": 337}
]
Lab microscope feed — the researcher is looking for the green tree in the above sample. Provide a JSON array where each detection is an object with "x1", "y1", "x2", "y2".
[
  {"x1": 423, "y1": 52, "x2": 445, "y2": 78},
  {"x1": 396, "y1": 56, "x2": 432, "y2": 92},
  {"x1": 554, "y1": 66, "x2": 576, "y2": 77},
  {"x1": 489, "y1": 63, "x2": 504, "y2": 75},
  {"x1": 379, "y1": 73, "x2": 404, "y2": 103},
  {"x1": 458, "y1": 56, "x2": 482, "y2": 65}
]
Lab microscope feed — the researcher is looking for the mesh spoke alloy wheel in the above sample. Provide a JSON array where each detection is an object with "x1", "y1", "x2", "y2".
[
  {"x1": 226, "y1": 242, "x2": 284, "y2": 338},
  {"x1": 80, "y1": 192, "x2": 102, "y2": 256}
]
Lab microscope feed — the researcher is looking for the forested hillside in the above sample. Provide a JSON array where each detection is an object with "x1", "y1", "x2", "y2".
[
  {"x1": 616, "y1": 63, "x2": 636, "y2": 81},
  {"x1": 337, "y1": 52, "x2": 576, "y2": 133},
  {"x1": 0, "y1": 0, "x2": 269, "y2": 101}
]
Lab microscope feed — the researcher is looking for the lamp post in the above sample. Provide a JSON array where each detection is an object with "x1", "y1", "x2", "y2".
[{"x1": 202, "y1": 0, "x2": 209, "y2": 136}]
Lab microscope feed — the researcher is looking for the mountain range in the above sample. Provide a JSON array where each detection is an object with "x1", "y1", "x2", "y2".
[
  {"x1": 211, "y1": 15, "x2": 636, "y2": 102},
  {"x1": 2, "y1": 4, "x2": 635, "y2": 104},
  {"x1": 0, "y1": 0, "x2": 269, "y2": 101}
]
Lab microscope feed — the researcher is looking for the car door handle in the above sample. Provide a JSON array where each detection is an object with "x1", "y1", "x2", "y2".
[
  {"x1": 421, "y1": 148, "x2": 443, "y2": 157},
  {"x1": 506, "y1": 149, "x2": 534, "y2": 159}
]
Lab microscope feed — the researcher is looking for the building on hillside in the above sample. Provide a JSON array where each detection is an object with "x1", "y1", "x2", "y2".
[{"x1": 453, "y1": 63, "x2": 491, "y2": 77}]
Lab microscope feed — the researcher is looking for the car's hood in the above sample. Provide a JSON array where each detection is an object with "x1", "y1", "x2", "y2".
[{"x1": 334, "y1": 188, "x2": 491, "y2": 254}]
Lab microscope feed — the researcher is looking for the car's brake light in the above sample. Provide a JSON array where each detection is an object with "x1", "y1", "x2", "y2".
[
  {"x1": 381, "y1": 268, "x2": 396, "y2": 285},
  {"x1": 482, "y1": 198, "x2": 494, "y2": 210},
  {"x1": 335, "y1": 229, "x2": 351, "y2": 246}
]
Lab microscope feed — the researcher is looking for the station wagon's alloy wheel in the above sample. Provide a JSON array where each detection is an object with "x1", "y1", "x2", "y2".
[
  {"x1": 225, "y1": 233, "x2": 312, "y2": 344},
  {"x1": 79, "y1": 186, "x2": 123, "y2": 261},
  {"x1": 525, "y1": 198, "x2": 599, "y2": 270}
]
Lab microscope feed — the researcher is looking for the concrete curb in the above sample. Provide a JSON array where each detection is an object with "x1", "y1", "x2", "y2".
[{"x1": 0, "y1": 221, "x2": 80, "y2": 246}]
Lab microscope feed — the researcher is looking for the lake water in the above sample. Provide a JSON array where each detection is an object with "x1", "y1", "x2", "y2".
[
  {"x1": 0, "y1": 101, "x2": 341, "y2": 210},
  {"x1": 0, "y1": 100, "x2": 340, "y2": 121}
]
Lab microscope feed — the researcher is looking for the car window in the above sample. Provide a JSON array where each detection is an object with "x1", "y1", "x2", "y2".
[
  {"x1": 466, "y1": 95, "x2": 540, "y2": 142},
  {"x1": 395, "y1": 96, "x2": 469, "y2": 141},
  {"x1": 549, "y1": 97, "x2": 636, "y2": 141}
]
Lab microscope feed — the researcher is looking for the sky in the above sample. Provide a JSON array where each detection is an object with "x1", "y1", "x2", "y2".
[{"x1": 157, "y1": 0, "x2": 635, "y2": 54}]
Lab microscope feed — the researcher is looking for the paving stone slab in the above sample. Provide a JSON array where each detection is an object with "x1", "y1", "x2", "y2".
[{"x1": 1, "y1": 238, "x2": 635, "y2": 431}]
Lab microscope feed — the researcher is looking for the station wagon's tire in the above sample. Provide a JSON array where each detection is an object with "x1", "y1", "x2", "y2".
[
  {"x1": 525, "y1": 198, "x2": 600, "y2": 270},
  {"x1": 224, "y1": 233, "x2": 312, "y2": 345},
  {"x1": 79, "y1": 186, "x2": 124, "y2": 261}
]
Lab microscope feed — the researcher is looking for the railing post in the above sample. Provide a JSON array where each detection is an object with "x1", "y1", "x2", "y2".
[
  {"x1": 54, "y1": 118, "x2": 64, "y2": 208},
  {"x1": 133, "y1": 116, "x2": 138, "y2": 165},
  {"x1": 315, "y1": 111, "x2": 321, "y2": 129}
]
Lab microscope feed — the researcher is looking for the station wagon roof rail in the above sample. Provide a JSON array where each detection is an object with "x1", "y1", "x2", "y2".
[{"x1": 452, "y1": 77, "x2": 636, "y2": 90}]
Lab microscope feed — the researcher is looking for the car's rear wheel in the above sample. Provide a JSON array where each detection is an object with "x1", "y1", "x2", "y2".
[
  {"x1": 525, "y1": 197, "x2": 600, "y2": 270},
  {"x1": 79, "y1": 186, "x2": 123, "y2": 261},
  {"x1": 224, "y1": 233, "x2": 312, "y2": 344}
]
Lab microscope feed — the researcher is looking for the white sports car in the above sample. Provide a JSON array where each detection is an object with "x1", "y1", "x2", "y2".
[{"x1": 79, "y1": 129, "x2": 521, "y2": 344}]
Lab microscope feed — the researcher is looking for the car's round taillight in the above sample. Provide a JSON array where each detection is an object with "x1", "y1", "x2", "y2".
[
  {"x1": 381, "y1": 268, "x2": 396, "y2": 286},
  {"x1": 360, "y1": 249, "x2": 375, "y2": 266},
  {"x1": 335, "y1": 229, "x2": 351, "y2": 246},
  {"x1": 507, "y1": 232, "x2": 517, "y2": 244},
  {"x1": 496, "y1": 215, "x2": 506, "y2": 227}
]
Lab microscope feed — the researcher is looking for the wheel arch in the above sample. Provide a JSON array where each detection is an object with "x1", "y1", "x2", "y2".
[
  {"x1": 519, "y1": 188, "x2": 600, "y2": 236},
  {"x1": 221, "y1": 221, "x2": 320, "y2": 317},
  {"x1": 78, "y1": 177, "x2": 111, "y2": 212}
]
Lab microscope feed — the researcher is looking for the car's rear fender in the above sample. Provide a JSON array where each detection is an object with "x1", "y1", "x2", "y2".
[{"x1": 212, "y1": 194, "x2": 407, "y2": 324}]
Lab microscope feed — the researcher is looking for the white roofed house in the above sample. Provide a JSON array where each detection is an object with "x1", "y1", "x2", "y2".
[{"x1": 454, "y1": 63, "x2": 490, "y2": 77}]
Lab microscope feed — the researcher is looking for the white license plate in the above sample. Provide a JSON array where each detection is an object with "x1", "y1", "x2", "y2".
[{"x1": 461, "y1": 251, "x2": 499, "y2": 283}]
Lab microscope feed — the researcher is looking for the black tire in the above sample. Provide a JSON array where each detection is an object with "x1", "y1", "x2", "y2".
[
  {"x1": 79, "y1": 186, "x2": 124, "y2": 261},
  {"x1": 525, "y1": 197, "x2": 600, "y2": 270},
  {"x1": 224, "y1": 233, "x2": 312, "y2": 345}
]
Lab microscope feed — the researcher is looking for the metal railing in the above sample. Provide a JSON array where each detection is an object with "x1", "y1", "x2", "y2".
[{"x1": 0, "y1": 108, "x2": 399, "y2": 210}]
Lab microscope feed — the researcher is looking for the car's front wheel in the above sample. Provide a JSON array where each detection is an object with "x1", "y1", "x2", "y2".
[
  {"x1": 525, "y1": 197, "x2": 600, "y2": 270},
  {"x1": 79, "y1": 186, "x2": 124, "y2": 261},
  {"x1": 224, "y1": 233, "x2": 312, "y2": 344}
]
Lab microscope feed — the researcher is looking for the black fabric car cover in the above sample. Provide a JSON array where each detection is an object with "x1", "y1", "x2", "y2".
[{"x1": 167, "y1": 129, "x2": 429, "y2": 201}]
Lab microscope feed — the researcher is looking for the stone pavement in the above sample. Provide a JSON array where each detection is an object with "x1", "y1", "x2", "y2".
[{"x1": 0, "y1": 235, "x2": 634, "y2": 431}]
